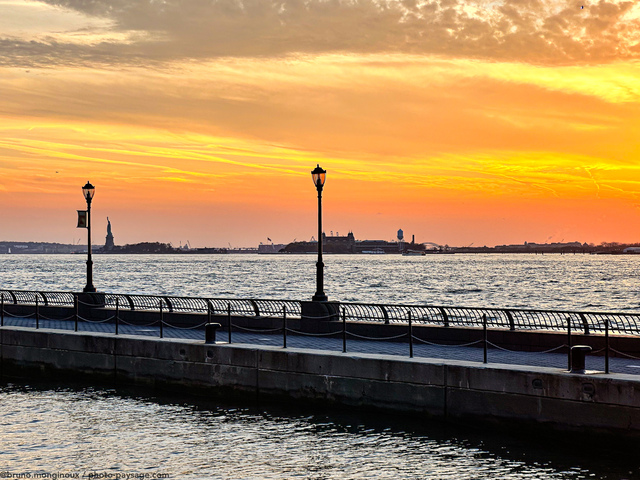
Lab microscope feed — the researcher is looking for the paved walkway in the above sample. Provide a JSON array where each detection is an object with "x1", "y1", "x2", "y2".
[{"x1": 3, "y1": 315, "x2": 640, "y2": 376}]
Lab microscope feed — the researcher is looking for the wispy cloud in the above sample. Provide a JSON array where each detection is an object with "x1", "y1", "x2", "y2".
[{"x1": 0, "y1": 0, "x2": 638, "y2": 67}]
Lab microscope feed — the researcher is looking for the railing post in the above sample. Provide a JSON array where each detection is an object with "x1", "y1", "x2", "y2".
[
  {"x1": 207, "y1": 302, "x2": 212, "y2": 326},
  {"x1": 482, "y1": 313, "x2": 487, "y2": 364},
  {"x1": 115, "y1": 298, "x2": 119, "y2": 335},
  {"x1": 567, "y1": 316, "x2": 572, "y2": 371},
  {"x1": 408, "y1": 311, "x2": 413, "y2": 358},
  {"x1": 35, "y1": 295, "x2": 39, "y2": 329},
  {"x1": 159, "y1": 300, "x2": 164, "y2": 338},
  {"x1": 1, "y1": 295, "x2": 4, "y2": 327},
  {"x1": 342, "y1": 308, "x2": 347, "y2": 353},
  {"x1": 605, "y1": 318, "x2": 610, "y2": 374},
  {"x1": 505, "y1": 310, "x2": 515, "y2": 331},
  {"x1": 74, "y1": 294, "x2": 79, "y2": 332},
  {"x1": 439, "y1": 307, "x2": 449, "y2": 328},
  {"x1": 580, "y1": 313, "x2": 590, "y2": 335},
  {"x1": 283, "y1": 306, "x2": 287, "y2": 349},
  {"x1": 227, "y1": 303, "x2": 232, "y2": 344},
  {"x1": 381, "y1": 306, "x2": 389, "y2": 325}
]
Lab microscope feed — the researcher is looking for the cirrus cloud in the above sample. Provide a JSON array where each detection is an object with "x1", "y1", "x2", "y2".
[{"x1": 0, "y1": 0, "x2": 638, "y2": 67}]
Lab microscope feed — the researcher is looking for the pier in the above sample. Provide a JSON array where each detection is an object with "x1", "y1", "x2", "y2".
[{"x1": 2, "y1": 289, "x2": 640, "y2": 436}]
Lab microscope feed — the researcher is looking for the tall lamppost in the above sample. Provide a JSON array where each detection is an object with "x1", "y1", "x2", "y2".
[
  {"x1": 82, "y1": 181, "x2": 96, "y2": 293},
  {"x1": 311, "y1": 165, "x2": 327, "y2": 302}
]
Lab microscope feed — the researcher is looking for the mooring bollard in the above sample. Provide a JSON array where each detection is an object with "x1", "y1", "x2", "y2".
[
  {"x1": 205, "y1": 323, "x2": 222, "y2": 344},
  {"x1": 569, "y1": 345, "x2": 592, "y2": 374}
]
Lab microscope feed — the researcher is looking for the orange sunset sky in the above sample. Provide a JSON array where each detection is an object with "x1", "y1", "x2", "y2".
[{"x1": 1, "y1": 0, "x2": 640, "y2": 247}]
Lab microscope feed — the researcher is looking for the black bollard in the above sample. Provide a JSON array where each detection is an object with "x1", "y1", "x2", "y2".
[
  {"x1": 205, "y1": 323, "x2": 222, "y2": 344},
  {"x1": 569, "y1": 345, "x2": 592, "y2": 374}
]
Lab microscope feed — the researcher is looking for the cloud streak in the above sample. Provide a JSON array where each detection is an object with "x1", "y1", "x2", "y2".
[{"x1": 0, "y1": 0, "x2": 638, "y2": 67}]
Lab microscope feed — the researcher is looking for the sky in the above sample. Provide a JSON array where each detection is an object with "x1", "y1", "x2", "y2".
[{"x1": 1, "y1": 0, "x2": 640, "y2": 248}]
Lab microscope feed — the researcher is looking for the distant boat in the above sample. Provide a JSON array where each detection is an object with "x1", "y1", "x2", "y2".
[
  {"x1": 402, "y1": 250, "x2": 425, "y2": 256},
  {"x1": 362, "y1": 249, "x2": 385, "y2": 254}
]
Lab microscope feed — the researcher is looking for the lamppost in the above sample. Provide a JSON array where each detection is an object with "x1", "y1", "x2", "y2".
[
  {"x1": 82, "y1": 181, "x2": 96, "y2": 293},
  {"x1": 311, "y1": 165, "x2": 327, "y2": 302}
]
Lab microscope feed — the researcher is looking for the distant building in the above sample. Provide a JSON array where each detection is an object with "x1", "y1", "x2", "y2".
[
  {"x1": 282, "y1": 230, "x2": 424, "y2": 254},
  {"x1": 258, "y1": 243, "x2": 286, "y2": 254}
]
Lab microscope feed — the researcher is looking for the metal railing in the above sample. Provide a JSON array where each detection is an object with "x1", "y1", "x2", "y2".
[
  {"x1": 1, "y1": 289, "x2": 640, "y2": 335},
  {"x1": 3, "y1": 289, "x2": 640, "y2": 374},
  {"x1": 341, "y1": 302, "x2": 640, "y2": 335}
]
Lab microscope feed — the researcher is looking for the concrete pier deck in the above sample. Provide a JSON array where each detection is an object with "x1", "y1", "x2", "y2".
[
  {"x1": 3, "y1": 315, "x2": 640, "y2": 436},
  {"x1": 2, "y1": 315, "x2": 640, "y2": 375}
]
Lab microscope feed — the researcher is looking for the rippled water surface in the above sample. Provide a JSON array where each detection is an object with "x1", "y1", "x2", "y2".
[
  {"x1": 1, "y1": 253, "x2": 639, "y2": 311},
  {"x1": 0, "y1": 382, "x2": 637, "y2": 479},
  {"x1": 2, "y1": 256, "x2": 640, "y2": 478}
]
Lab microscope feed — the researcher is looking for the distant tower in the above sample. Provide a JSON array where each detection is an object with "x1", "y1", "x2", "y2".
[
  {"x1": 105, "y1": 217, "x2": 115, "y2": 251},
  {"x1": 397, "y1": 228, "x2": 404, "y2": 252}
]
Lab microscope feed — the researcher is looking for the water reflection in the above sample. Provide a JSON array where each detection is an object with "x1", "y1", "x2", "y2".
[
  {"x1": 0, "y1": 381, "x2": 637, "y2": 479},
  {"x1": 2, "y1": 253, "x2": 640, "y2": 311}
]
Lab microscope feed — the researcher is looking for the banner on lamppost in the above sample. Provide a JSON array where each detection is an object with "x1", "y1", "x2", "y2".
[{"x1": 77, "y1": 210, "x2": 88, "y2": 228}]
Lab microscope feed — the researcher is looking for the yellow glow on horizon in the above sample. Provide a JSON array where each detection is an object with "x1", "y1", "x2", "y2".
[{"x1": 2, "y1": 49, "x2": 640, "y2": 245}]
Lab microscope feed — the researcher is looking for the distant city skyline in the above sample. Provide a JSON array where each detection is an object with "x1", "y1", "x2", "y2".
[
  {"x1": 0, "y1": 232, "x2": 634, "y2": 251},
  {"x1": 2, "y1": 1, "x2": 640, "y2": 247}
]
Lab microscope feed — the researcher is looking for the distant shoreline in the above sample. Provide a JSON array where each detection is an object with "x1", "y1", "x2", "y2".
[
  {"x1": 2, "y1": 250, "x2": 640, "y2": 255},
  {"x1": 2, "y1": 240, "x2": 639, "y2": 255}
]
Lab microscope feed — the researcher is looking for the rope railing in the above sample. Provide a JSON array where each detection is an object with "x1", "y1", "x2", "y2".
[
  {"x1": 2, "y1": 288, "x2": 640, "y2": 374},
  {"x1": 4, "y1": 288, "x2": 639, "y2": 335},
  {"x1": 1, "y1": 288, "x2": 639, "y2": 338},
  {"x1": 0, "y1": 306, "x2": 635, "y2": 374}
]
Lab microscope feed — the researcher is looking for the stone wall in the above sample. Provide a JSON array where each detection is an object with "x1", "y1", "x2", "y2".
[{"x1": 1, "y1": 326, "x2": 639, "y2": 436}]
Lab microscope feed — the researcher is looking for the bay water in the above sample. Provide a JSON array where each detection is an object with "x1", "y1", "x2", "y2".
[
  {"x1": 1, "y1": 253, "x2": 639, "y2": 311},
  {"x1": 1, "y1": 254, "x2": 639, "y2": 478}
]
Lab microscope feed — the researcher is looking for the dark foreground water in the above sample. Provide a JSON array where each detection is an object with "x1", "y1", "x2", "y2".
[{"x1": 0, "y1": 381, "x2": 638, "y2": 480}]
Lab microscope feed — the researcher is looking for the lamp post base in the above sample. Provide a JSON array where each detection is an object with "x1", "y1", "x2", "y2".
[
  {"x1": 301, "y1": 300, "x2": 340, "y2": 332},
  {"x1": 312, "y1": 294, "x2": 328, "y2": 302}
]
